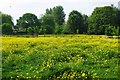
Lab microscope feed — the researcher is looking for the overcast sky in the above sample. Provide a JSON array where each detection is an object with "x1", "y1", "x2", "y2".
[{"x1": 0, "y1": 0, "x2": 120, "y2": 25}]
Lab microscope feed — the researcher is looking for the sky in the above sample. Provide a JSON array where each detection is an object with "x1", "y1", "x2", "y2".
[{"x1": 0, "y1": 0, "x2": 120, "y2": 25}]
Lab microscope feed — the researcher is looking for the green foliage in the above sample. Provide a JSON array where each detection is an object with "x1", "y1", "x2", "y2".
[
  {"x1": 82, "y1": 14, "x2": 88, "y2": 34},
  {"x1": 41, "y1": 15, "x2": 55, "y2": 34},
  {"x1": 0, "y1": 12, "x2": 14, "y2": 26},
  {"x1": 17, "y1": 13, "x2": 40, "y2": 33},
  {"x1": 88, "y1": 6, "x2": 120, "y2": 35},
  {"x1": 105, "y1": 25, "x2": 119, "y2": 36},
  {"x1": 0, "y1": 25, "x2": 1, "y2": 35},
  {"x1": 1, "y1": 5, "x2": 120, "y2": 35},
  {"x1": 54, "y1": 24, "x2": 64, "y2": 34},
  {"x1": 45, "y1": 8, "x2": 53, "y2": 15},
  {"x1": 53, "y1": 6, "x2": 66, "y2": 25},
  {"x1": 27, "y1": 26, "x2": 40, "y2": 35},
  {"x1": 62, "y1": 23, "x2": 70, "y2": 34},
  {"x1": 0, "y1": 12, "x2": 14, "y2": 35},
  {"x1": 42, "y1": 6, "x2": 65, "y2": 34},
  {"x1": 67, "y1": 10, "x2": 83, "y2": 34},
  {"x1": 117, "y1": 10, "x2": 120, "y2": 27},
  {"x1": 1, "y1": 23, "x2": 13, "y2": 35},
  {"x1": 27, "y1": 27, "x2": 33, "y2": 35}
]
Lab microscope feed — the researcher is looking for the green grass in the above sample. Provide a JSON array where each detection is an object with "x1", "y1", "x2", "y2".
[{"x1": 1, "y1": 35, "x2": 119, "y2": 79}]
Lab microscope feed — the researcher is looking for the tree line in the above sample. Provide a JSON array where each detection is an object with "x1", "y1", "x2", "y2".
[{"x1": 0, "y1": 5, "x2": 120, "y2": 36}]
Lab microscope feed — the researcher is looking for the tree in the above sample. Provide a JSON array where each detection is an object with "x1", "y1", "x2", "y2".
[
  {"x1": 17, "y1": 13, "x2": 40, "y2": 34},
  {"x1": 52, "y1": 6, "x2": 66, "y2": 34},
  {"x1": 0, "y1": 12, "x2": 14, "y2": 35},
  {"x1": 54, "y1": 25, "x2": 63, "y2": 34},
  {"x1": 27, "y1": 26, "x2": 40, "y2": 35},
  {"x1": 117, "y1": 9, "x2": 120, "y2": 27},
  {"x1": 88, "y1": 6, "x2": 119, "y2": 35},
  {"x1": 40, "y1": 6, "x2": 65, "y2": 34},
  {"x1": 62, "y1": 22, "x2": 69, "y2": 34},
  {"x1": 1, "y1": 23, "x2": 13, "y2": 35},
  {"x1": 40, "y1": 14, "x2": 55, "y2": 34},
  {"x1": 46, "y1": 8, "x2": 53, "y2": 15},
  {"x1": 67, "y1": 10, "x2": 83, "y2": 34},
  {"x1": 53, "y1": 6, "x2": 65, "y2": 25},
  {"x1": 82, "y1": 14, "x2": 88, "y2": 34},
  {"x1": 0, "y1": 12, "x2": 14, "y2": 26}
]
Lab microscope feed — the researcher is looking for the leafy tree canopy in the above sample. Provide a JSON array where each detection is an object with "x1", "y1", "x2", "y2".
[
  {"x1": 0, "y1": 23, "x2": 13, "y2": 35},
  {"x1": 40, "y1": 14, "x2": 55, "y2": 34},
  {"x1": 53, "y1": 6, "x2": 66, "y2": 25},
  {"x1": 67, "y1": 10, "x2": 83, "y2": 34},
  {"x1": 88, "y1": 6, "x2": 120, "y2": 35},
  {"x1": 0, "y1": 12, "x2": 14, "y2": 26},
  {"x1": 17, "y1": 13, "x2": 40, "y2": 33}
]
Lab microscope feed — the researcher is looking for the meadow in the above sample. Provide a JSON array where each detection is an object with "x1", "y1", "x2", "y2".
[{"x1": 1, "y1": 35, "x2": 119, "y2": 79}]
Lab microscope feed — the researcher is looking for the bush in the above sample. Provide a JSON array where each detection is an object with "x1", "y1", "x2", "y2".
[
  {"x1": 27, "y1": 26, "x2": 40, "y2": 35},
  {"x1": 27, "y1": 27, "x2": 33, "y2": 35},
  {"x1": 105, "y1": 25, "x2": 119, "y2": 36},
  {"x1": 1, "y1": 23, "x2": 13, "y2": 35},
  {"x1": 54, "y1": 25, "x2": 63, "y2": 34}
]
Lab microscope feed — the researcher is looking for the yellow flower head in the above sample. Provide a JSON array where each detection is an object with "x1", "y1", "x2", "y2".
[{"x1": 82, "y1": 73, "x2": 86, "y2": 77}]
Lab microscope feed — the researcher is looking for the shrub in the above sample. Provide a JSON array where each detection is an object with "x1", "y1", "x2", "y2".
[
  {"x1": 105, "y1": 25, "x2": 119, "y2": 36},
  {"x1": 1, "y1": 23, "x2": 13, "y2": 35}
]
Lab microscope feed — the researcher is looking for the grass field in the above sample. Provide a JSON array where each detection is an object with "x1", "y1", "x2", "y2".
[{"x1": 1, "y1": 35, "x2": 119, "y2": 79}]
